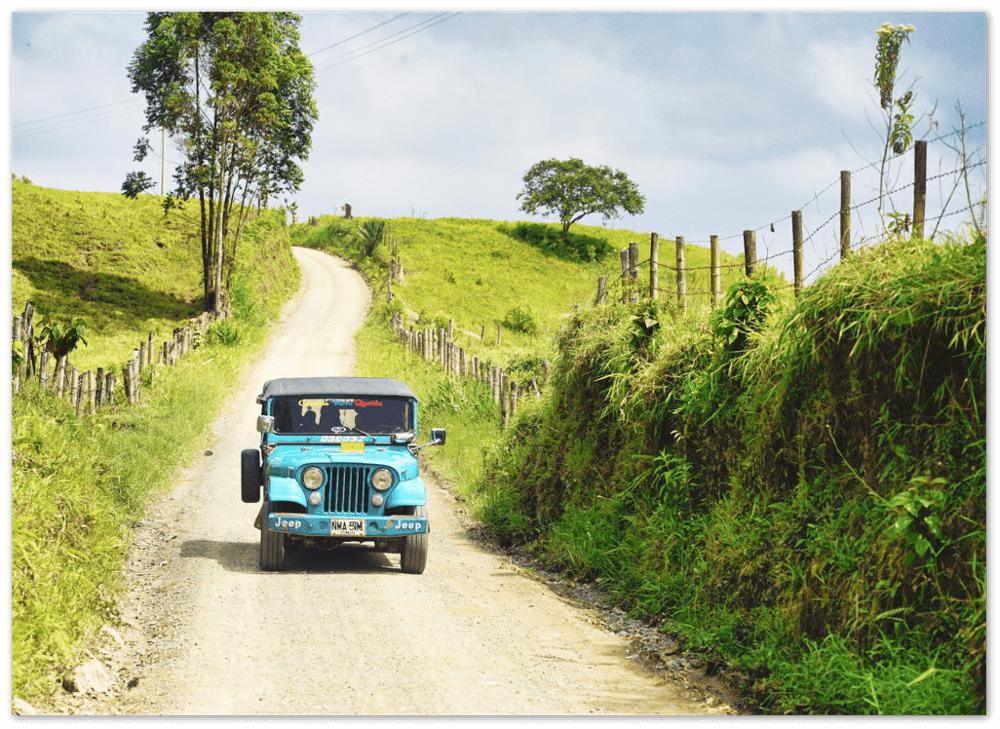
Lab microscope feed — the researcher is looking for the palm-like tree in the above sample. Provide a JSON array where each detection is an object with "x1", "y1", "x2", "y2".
[{"x1": 357, "y1": 219, "x2": 388, "y2": 257}]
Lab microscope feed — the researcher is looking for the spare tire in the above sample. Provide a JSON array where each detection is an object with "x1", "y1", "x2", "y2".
[{"x1": 241, "y1": 449, "x2": 263, "y2": 503}]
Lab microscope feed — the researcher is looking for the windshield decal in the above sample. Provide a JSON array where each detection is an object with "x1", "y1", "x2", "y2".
[{"x1": 298, "y1": 398, "x2": 328, "y2": 425}]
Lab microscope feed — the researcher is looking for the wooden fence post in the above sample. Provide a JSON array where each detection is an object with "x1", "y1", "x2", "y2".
[
  {"x1": 500, "y1": 372, "x2": 509, "y2": 427},
  {"x1": 913, "y1": 140, "x2": 927, "y2": 239},
  {"x1": 69, "y1": 367, "x2": 79, "y2": 409},
  {"x1": 649, "y1": 233, "x2": 659, "y2": 301},
  {"x1": 596, "y1": 276, "x2": 607, "y2": 305},
  {"x1": 38, "y1": 350, "x2": 49, "y2": 389},
  {"x1": 86, "y1": 370, "x2": 95, "y2": 415},
  {"x1": 743, "y1": 230, "x2": 756, "y2": 276},
  {"x1": 628, "y1": 241, "x2": 640, "y2": 303},
  {"x1": 840, "y1": 170, "x2": 851, "y2": 259},
  {"x1": 792, "y1": 210, "x2": 804, "y2": 297},
  {"x1": 510, "y1": 379, "x2": 519, "y2": 422},
  {"x1": 55, "y1": 356, "x2": 67, "y2": 398},
  {"x1": 619, "y1": 248, "x2": 629, "y2": 303},
  {"x1": 95, "y1": 367, "x2": 104, "y2": 407},
  {"x1": 675, "y1": 236, "x2": 687, "y2": 314},
  {"x1": 710, "y1": 235, "x2": 721, "y2": 308},
  {"x1": 105, "y1": 372, "x2": 115, "y2": 405}
]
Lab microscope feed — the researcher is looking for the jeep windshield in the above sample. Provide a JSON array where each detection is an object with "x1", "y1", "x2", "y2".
[{"x1": 269, "y1": 395, "x2": 413, "y2": 436}]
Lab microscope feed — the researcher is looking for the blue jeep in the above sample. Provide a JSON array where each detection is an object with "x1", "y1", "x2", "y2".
[{"x1": 241, "y1": 376, "x2": 444, "y2": 573}]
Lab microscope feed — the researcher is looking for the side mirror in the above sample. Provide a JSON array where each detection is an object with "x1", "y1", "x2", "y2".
[
  {"x1": 256, "y1": 415, "x2": 274, "y2": 434},
  {"x1": 429, "y1": 428, "x2": 446, "y2": 446}
]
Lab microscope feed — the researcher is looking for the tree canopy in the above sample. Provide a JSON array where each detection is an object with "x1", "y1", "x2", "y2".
[
  {"x1": 516, "y1": 158, "x2": 645, "y2": 241},
  {"x1": 124, "y1": 11, "x2": 317, "y2": 314}
]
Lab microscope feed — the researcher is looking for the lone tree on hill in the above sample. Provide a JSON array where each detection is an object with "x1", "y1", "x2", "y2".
[
  {"x1": 123, "y1": 11, "x2": 318, "y2": 315},
  {"x1": 516, "y1": 158, "x2": 645, "y2": 241}
]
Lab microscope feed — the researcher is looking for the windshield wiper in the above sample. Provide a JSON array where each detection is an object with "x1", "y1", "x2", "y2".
[{"x1": 343, "y1": 426, "x2": 374, "y2": 439}]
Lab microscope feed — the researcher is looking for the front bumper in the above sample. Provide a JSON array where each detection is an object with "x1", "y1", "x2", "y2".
[{"x1": 268, "y1": 512, "x2": 428, "y2": 538}]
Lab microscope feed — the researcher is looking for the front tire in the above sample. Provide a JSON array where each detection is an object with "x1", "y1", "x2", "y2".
[
  {"x1": 400, "y1": 505, "x2": 428, "y2": 574},
  {"x1": 259, "y1": 501, "x2": 285, "y2": 571}
]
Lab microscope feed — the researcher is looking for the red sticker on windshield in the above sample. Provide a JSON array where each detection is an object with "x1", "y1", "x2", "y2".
[{"x1": 354, "y1": 400, "x2": 383, "y2": 407}]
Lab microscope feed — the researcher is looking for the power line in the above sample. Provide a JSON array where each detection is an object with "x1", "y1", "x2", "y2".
[
  {"x1": 13, "y1": 12, "x2": 461, "y2": 141},
  {"x1": 314, "y1": 12, "x2": 461, "y2": 72},
  {"x1": 13, "y1": 100, "x2": 144, "y2": 140},
  {"x1": 305, "y1": 12, "x2": 411, "y2": 59}
]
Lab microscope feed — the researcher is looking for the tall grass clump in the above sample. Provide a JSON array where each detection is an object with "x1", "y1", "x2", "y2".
[{"x1": 472, "y1": 230, "x2": 985, "y2": 714}]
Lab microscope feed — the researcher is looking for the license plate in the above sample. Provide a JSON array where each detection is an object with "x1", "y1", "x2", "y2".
[
  {"x1": 340, "y1": 442, "x2": 365, "y2": 453},
  {"x1": 330, "y1": 518, "x2": 366, "y2": 536}
]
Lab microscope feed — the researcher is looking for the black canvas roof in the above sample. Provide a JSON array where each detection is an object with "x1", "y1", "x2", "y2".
[{"x1": 257, "y1": 377, "x2": 418, "y2": 403}]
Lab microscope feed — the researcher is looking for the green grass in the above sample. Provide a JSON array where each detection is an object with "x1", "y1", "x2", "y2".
[
  {"x1": 292, "y1": 215, "x2": 746, "y2": 370},
  {"x1": 10, "y1": 180, "x2": 300, "y2": 702},
  {"x1": 11, "y1": 181, "x2": 212, "y2": 372},
  {"x1": 470, "y1": 231, "x2": 986, "y2": 714}
]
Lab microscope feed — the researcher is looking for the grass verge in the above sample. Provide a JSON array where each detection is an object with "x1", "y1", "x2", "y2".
[{"x1": 10, "y1": 201, "x2": 299, "y2": 703}]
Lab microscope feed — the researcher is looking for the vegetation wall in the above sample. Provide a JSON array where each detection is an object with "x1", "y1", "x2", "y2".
[{"x1": 476, "y1": 233, "x2": 986, "y2": 714}]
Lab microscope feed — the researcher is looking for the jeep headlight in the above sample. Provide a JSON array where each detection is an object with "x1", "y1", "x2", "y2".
[
  {"x1": 302, "y1": 467, "x2": 324, "y2": 490},
  {"x1": 371, "y1": 468, "x2": 393, "y2": 491}
]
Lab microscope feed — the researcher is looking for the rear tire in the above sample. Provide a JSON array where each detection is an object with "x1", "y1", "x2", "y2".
[
  {"x1": 400, "y1": 505, "x2": 428, "y2": 575},
  {"x1": 259, "y1": 501, "x2": 285, "y2": 571}
]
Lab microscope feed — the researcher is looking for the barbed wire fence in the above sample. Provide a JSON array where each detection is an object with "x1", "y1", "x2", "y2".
[
  {"x1": 378, "y1": 127, "x2": 984, "y2": 428},
  {"x1": 594, "y1": 127, "x2": 986, "y2": 315}
]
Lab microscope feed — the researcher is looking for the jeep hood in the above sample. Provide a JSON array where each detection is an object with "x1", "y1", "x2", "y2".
[{"x1": 265, "y1": 444, "x2": 417, "y2": 477}]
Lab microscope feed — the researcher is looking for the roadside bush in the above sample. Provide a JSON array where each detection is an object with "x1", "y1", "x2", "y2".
[
  {"x1": 206, "y1": 318, "x2": 241, "y2": 347},
  {"x1": 501, "y1": 303, "x2": 540, "y2": 337},
  {"x1": 499, "y1": 221, "x2": 614, "y2": 262}
]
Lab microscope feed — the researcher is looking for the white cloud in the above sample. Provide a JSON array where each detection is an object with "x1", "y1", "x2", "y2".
[
  {"x1": 8, "y1": 8, "x2": 987, "y2": 270},
  {"x1": 804, "y1": 38, "x2": 874, "y2": 124}
]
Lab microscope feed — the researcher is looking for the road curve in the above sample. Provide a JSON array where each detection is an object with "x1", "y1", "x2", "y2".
[{"x1": 108, "y1": 247, "x2": 728, "y2": 715}]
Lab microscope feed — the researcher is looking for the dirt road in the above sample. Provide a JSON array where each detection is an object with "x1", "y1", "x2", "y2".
[{"x1": 95, "y1": 247, "x2": 733, "y2": 715}]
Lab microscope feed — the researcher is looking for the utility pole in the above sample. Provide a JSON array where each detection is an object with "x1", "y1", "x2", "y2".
[{"x1": 161, "y1": 127, "x2": 166, "y2": 197}]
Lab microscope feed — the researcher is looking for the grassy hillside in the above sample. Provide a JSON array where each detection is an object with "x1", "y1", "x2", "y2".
[
  {"x1": 11, "y1": 181, "x2": 211, "y2": 372},
  {"x1": 291, "y1": 214, "x2": 747, "y2": 493},
  {"x1": 293, "y1": 215, "x2": 745, "y2": 364},
  {"x1": 477, "y1": 232, "x2": 986, "y2": 714},
  {"x1": 10, "y1": 181, "x2": 300, "y2": 702}
]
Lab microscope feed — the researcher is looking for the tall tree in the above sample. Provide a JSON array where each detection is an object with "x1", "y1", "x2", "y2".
[
  {"x1": 125, "y1": 12, "x2": 318, "y2": 313},
  {"x1": 516, "y1": 158, "x2": 645, "y2": 241}
]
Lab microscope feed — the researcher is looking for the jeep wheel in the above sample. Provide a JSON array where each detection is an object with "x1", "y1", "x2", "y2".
[
  {"x1": 241, "y1": 449, "x2": 263, "y2": 503},
  {"x1": 400, "y1": 505, "x2": 428, "y2": 575},
  {"x1": 259, "y1": 501, "x2": 285, "y2": 571}
]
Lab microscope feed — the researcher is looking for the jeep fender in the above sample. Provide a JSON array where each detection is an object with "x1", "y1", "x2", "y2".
[
  {"x1": 385, "y1": 476, "x2": 426, "y2": 510},
  {"x1": 266, "y1": 475, "x2": 308, "y2": 510}
]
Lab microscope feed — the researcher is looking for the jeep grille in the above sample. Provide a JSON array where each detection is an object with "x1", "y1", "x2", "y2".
[{"x1": 324, "y1": 465, "x2": 372, "y2": 514}]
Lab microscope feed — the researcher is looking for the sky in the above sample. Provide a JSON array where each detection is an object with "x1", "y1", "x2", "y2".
[{"x1": 6, "y1": 3, "x2": 990, "y2": 285}]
